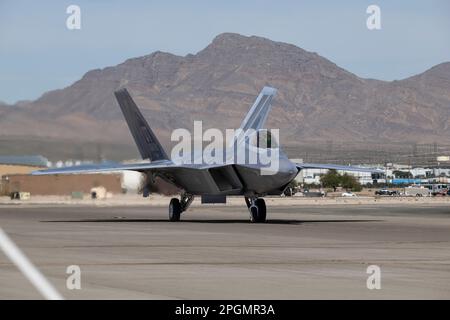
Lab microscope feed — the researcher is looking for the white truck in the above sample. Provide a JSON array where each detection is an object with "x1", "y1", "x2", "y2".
[{"x1": 403, "y1": 186, "x2": 431, "y2": 197}]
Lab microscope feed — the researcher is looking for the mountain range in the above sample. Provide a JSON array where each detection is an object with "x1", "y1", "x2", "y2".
[{"x1": 1, "y1": 33, "x2": 449, "y2": 161}]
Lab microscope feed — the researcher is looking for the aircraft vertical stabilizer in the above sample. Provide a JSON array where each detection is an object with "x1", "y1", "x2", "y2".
[
  {"x1": 239, "y1": 86, "x2": 277, "y2": 131},
  {"x1": 114, "y1": 88, "x2": 168, "y2": 161}
]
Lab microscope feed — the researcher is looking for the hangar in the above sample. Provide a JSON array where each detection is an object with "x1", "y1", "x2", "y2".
[{"x1": 0, "y1": 155, "x2": 124, "y2": 197}]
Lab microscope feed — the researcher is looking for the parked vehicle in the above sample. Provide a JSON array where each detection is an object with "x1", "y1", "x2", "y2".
[
  {"x1": 403, "y1": 186, "x2": 431, "y2": 197},
  {"x1": 342, "y1": 192, "x2": 356, "y2": 197},
  {"x1": 9, "y1": 192, "x2": 31, "y2": 200},
  {"x1": 375, "y1": 189, "x2": 397, "y2": 196},
  {"x1": 303, "y1": 190, "x2": 326, "y2": 197},
  {"x1": 422, "y1": 184, "x2": 449, "y2": 196},
  {"x1": 283, "y1": 185, "x2": 302, "y2": 197},
  {"x1": 283, "y1": 187, "x2": 295, "y2": 197}
]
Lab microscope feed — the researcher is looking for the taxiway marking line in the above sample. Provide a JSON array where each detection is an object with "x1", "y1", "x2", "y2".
[{"x1": 0, "y1": 227, "x2": 63, "y2": 300}]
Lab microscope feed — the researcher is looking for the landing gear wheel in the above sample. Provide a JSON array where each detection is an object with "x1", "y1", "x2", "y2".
[
  {"x1": 249, "y1": 205, "x2": 259, "y2": 223},
  {"x1": 169, "y1": 198, "x2": 182, "y2": 222},
  {"x1": 255, "y1": 198, "x2": 266, "y2": 222},
  {"x1": 249, "y1": 198, "x2": 267, "y2": 223}
]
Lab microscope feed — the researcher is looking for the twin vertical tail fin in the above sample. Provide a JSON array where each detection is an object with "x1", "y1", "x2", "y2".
[
  {"x1": 114, "y1": 88, "x2": 169, "y2": 161},
  {"x1": 115, "y1": 86, "x2": 277, "y2": 161},
  {"x1": 232, "y1": 86, "x2": 277, "y2": 146},
  {"x1": 239, "y1": 86, "x2": 277, "y2": 131}
]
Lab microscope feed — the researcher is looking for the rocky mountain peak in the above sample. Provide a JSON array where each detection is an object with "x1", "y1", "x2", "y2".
[{"x1": 0, "y1": 33, "x2": 449, "y2": 160}]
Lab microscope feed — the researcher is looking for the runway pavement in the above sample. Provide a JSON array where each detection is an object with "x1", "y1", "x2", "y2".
[{"x1": 0, "y1": 202, "x2": 449, "y2": 299}]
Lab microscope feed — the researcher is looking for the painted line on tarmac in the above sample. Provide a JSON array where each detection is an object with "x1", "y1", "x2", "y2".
[{"x1": 0, "y1": 227, "x2": 63, "y2": 300}]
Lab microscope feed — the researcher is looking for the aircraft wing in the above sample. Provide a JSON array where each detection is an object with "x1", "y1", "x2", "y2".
[
  {"x1": 31, "y1": 160, "x2": 176, "y2": 175},
  {"x1": 295, "y1": 163, "x2": 383, "y2": 173},
  {"x1": 31, "y1": 160, "x2": 231, "y2": 175},
  {"x1": 32, "y1": 162, "x2": 243, "y2": 195}
]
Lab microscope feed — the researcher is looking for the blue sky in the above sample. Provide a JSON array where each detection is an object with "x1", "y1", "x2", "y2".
[{"x1": 0, "y1": 0, "x2": 449, "y2": 104}]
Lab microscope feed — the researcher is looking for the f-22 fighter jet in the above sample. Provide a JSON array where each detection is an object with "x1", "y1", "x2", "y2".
[{"x1": 34, "y1": 87, "x2": 381, "y2": 222}]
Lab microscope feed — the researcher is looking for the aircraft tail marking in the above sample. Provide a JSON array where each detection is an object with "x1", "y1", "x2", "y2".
[{"x1": 114, "y1": 88, "x2": 169, "y2": 161}]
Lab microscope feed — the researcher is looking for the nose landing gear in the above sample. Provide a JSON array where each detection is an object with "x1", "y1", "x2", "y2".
[{"x1": 245, "y1": 197, "x2": 267, "y2": 223}]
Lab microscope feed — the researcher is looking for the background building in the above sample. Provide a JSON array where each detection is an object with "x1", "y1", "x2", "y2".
[
  {"x1": 0, "y1": 155, "x2": 48, "y2": 176},
  {"x1": 0, "y1": 155, "x2": 144, "y2": 196},
  {"x1": 1, "y1": 173, "x2": 123, "y2": 196}
]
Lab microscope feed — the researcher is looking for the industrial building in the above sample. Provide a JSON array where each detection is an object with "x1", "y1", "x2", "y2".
[
  {"x1": 295, "y1": 168, "x2": 375, "y2": 185},
  {"x1": 291, "y1": 158, "x2": 380, "y2": 186},
  {"x1": 1, "y1": 173, "x2": 123, "y2": 196},
  {"x1": 292, "y1": 157, "x2": 450, "y2": 186},
  {"x1": 0, "y1": 155, "x2": 48, "y2": 176},
  {"x1": 0, "y1": 155, "x2": 144, "y2": 197}
]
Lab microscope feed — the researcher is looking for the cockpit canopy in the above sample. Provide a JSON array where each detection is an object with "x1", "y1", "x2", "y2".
[{"x1": 249, "y1": 129, "x2": 279, "y2": 149}]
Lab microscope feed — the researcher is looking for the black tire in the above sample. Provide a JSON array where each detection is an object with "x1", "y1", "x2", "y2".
[
  {"x1": 249, "y1": 205, "x2": 259, "y2": 223},
  {"x1": 249, "y1": 198, "x2": 267, "y2": 223},
  {"x1": 255, "y1": 198, "x2": 267, "y2": 222},
  {"x1": 169, "y1": 198, "x2": 182, "y2": 222}
]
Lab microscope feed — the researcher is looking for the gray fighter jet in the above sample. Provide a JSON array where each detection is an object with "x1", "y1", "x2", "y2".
[{"x1": 33, "y1": 87, "x2": 381, "y2": 222}]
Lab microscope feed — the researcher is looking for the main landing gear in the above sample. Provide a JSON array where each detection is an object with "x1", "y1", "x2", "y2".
[
  {"x1": 245, "y1": 197, "x2": 267, "y2": 223},
  {"x1": 168, "y1": 193, "x2": 194, "y2": 222},
  {"x1": 168, "y1": 194, "x2": 266, "y2": 223}
]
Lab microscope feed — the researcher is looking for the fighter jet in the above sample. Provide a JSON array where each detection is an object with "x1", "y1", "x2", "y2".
[{"x1": 33, "y1": 87, "x2": 381, "y2": 222}]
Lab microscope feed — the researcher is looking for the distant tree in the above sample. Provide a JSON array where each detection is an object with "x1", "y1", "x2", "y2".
[
  {"x1": 340, "y1": 173, "x2": 362, "y2": 192},
  {"x1": 320, "y1": 169, "x2": 341, "y2": 191},
  {"x1": 320, "y1": 170, "x2": 362, "y2": 192}
]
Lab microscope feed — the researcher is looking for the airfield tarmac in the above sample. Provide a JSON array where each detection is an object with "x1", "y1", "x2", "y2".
[{"x1": 0, "y1": 201, "x2": 449, "y2": 299}]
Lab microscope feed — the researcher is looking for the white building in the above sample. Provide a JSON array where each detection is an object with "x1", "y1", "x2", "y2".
[{"x1": 290, "y1": 158, "x2": 377, "y2": 185}]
